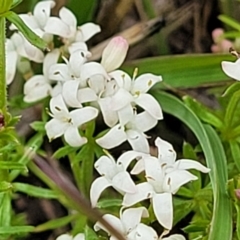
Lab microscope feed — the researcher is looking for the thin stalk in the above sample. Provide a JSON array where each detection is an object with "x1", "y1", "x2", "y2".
[{"x1": 0, "y1": 17, "x2": 7, "y2": 111}]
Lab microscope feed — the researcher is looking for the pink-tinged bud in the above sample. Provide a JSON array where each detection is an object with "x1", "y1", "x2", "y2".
[{"x1": 101, "y1": 36, "x2": 129, "y2": 72}]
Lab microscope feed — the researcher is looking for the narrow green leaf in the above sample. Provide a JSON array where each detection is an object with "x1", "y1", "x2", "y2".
[
  {"x1": 224, "y1": 89, "x2": 240, "y2": 128},
  {"x1": 13, "y1": 183, "x2": 58, "y2": 199},
  {"x1": 30, "y1": 121, "x2": 46, "y2": 132},
  {"x1": 0, "y1": 226, "x2": 34, "y2": 234},
  {"x1": 152, "y1": 90, "x2": 232, "y2": 240},
  {"x1": 183, "y1": 96, "x2": 223, "y2": 129},
  {"x1": 4, "y1": 11, "x2": 47, "y2": 50},
  {"x1": 53, "y1": 145, "x2": 78, "y2": 159},
  {"x1": 0, "y1": 161, "x2": 26, "y2": 170},
  {"x1": 0, "y1": 192, "x2": 11, "y2": 227},
  {"x1": 218, "y1": 15, "x2": 240, "y2": 31},
  {"x1": 229, "y1": 140, "x2": 240, "y2": 172},
  {"x1": 122, "y1": 54, "x2": 233, "y2": 89},
  {"x1": 35, "y1": 214, "x2": 79, "y2": 232},
  {"x1": 235, "y1": 203, "x2": 240, "y2": 240}
]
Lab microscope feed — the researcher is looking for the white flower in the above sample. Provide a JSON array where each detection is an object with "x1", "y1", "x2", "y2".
[
  {"x1": 24, "y1": 49, "x2": 60, "y2": 102},
  {"x1": 56, "y1": 233, "x2": 84, "y2": 240},
  {"x1": 45, "y1": 94, "x2": 98, "y2": 147},
  {"x1": 123, "y1": 137, "x2": 210, "y2": 230},
  {"x1": 221, "y1": 58, "x2": 240, "y2": 80},
  {"x1": 44, "y1": 6, "x2": 100, "y2": 49},
  {"x1": 96, "y1": 111, "x2": 157, "y2": 153},
  {"x1": 94, "y1": 207, "x2": 158, "y2": 240},
  {"x1": 110, "y1": 70, "x2": 163, "y2": 125},
  {"x1": 90, "y1": 151, "x2": 140, "y2": 207}
]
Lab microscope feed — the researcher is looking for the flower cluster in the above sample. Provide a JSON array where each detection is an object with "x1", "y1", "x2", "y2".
[{"x1": 7, "y1": 1, "x2": 211, "y2": 239}]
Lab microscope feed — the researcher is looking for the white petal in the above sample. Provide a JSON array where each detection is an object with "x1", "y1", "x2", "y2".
[
  {"x1": 144, "y1": 156, "x2": 164, "y2": 189},
  {"x1": 78, "y1": 23, "x2": 101, "y2": 42},
  {"x1": 221, "y1": 59, "x2": 240, "y2": 80},
  {"x1": 117, "y1": 105, "x2": 134, "y2": 126},
  {"x1": 45, "y1": 119, "x2": 68, "y2": 140},
  {"x1": 59, "y1": 7, "x2": 77, "y2": 29},
  {"x1": 175, "y1": 159, "x2": 210, "y2": 173},
  {"x1": 33, "y1": 0, "x2": 55, "y2": 28},
  {"x1": 94, "y1": 155, "x2": 117, "y2": 177},
  {"x1": 23, "y1": 38, "x2": 44, "y2": 62},
  {"x1": 126, "y1": 130, "x2": 150, "y2": 153},
  {"x1": 69, "y1": 50, "x2": 87, "y2": 77},
  {"x1": 77, "y1": 88, "x2": 97, "y2": 103},
  {"x1": 152, "y1": 193, "x2": 173, "y2": 229},
  {"x1": 109, "y1": 70, "x2": 131, "y2": 90},
  {"x1": 163, "y1": 170, "x2": 197, "y2": 194},
  {"x1": 56, "y1": 234, "x2": 73, "y2": 240},
  {"x1": 80, "y1": 62, "x2": 108, "y2": 81},
  {"x1": 155, "y1": 137, "x2": 176, "y2": 164},
  {"x1": 135, "y1": 93, "x2": 163, "y2": 120},
  {"x1": 162, "y1": 234, "x2": 186, "y2": 240},
  {"x1": 129, "y1": 223, "x2": 158, "y2": 240},
  {"x1": 50, "y1": 94, "x2": 69, "y2": 117},
  {"x1": 101, "y1": 36, "x2": 128, "y2": 72},
  {"x1": 64, "y1": 126, "x2": 87, "y2": 147},
  {"x1": 117, "y1": 150, "x2": 146, "y2": 170},
  {"x1": 94, "y1": 214, "x2": 124, "y2": 235},
  {"x1": 43, "y1": 48, "x2": 60, "y2": 77},
  {"x1": 6, "y1": 51, "x2": 17, "y2": 85},
  {"x1": 62, "y1": 81, "x2": 82, "y2": 108},
  {"x1": 133, "y1": 74, "x2": 162, "y2": 93},
  {"x1": 111, "y1": 88, "x2": 133, "y2": 111},
  {"x1": 24, "y1": 75, "x2": 51, "y2": 102},
  {"x1": 90, "y1": 176, "x2": 112, "y2": 207},
  {"x1": 48, "y1": 63, "x2": 70, "y2": 81},
  {"x1": 121, "y1": 207, "x2": 149, "y2": 232},
  {"x1": 134, "y1": 111, "x2": 158, "y2": 132},
  {"x1": 123, "y1": 182, "x2": 154, "y2": 207},
  {"x1": 68, "y1": 42, "x2": 89, "y2": 54},
  {"x1": 45, "y1": 17, "x2": 71, "y2": 37},
  {"x1": 112, "y1": 171, "x2": 136, "y2": 193},
  {"x1": 73, "y1": 233, "x2": 85, "y2": 240},
  {"x1": 98, "y1": 97, "x2": 118, "y2": 127},
  {"x1": 96, "y1": 124, "x2": 127, "y2": 149},
  {"x1": 70, "y1": 106, "x2": 98, "y2": 126}
]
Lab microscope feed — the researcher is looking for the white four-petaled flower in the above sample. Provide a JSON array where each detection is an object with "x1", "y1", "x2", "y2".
[{"x1": 45, "y1": 94, "x2": 98, "y2": 147}]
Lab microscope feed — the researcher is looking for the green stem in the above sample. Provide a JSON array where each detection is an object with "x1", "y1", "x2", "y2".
[
  {"x1": 0, "y1": 16, "x2": 8, "y2": 182},
  {"x1": 0, "y1": 16, "x2": 7, "y2": 111}
]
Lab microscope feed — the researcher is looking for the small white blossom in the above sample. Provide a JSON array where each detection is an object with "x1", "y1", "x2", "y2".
[
  {"x1": 123, "y1": 137, "x2": 210, "y2": 230},
  {"x1": 90, "y1": 151, "x2": 139, "y2": 207},
  {"x1": 24, "y1": 49, "x2": 60, "y2": 102},
  {"x1": 96, "y1": 111, "x2": 157, "y2": 153},
  {"x1": 45, "y1": 94, "x2": 98, "y2": 147}
]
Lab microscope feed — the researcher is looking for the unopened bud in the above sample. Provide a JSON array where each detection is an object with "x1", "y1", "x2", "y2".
[{"x1": 235, "y1": 189, "x2": 240, "y2": 200}]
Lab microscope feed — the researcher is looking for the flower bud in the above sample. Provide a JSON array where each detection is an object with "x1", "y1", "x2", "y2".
[
  {"x1": 101, "y1": 36, "x2": 129, "y2": 72},
  {"x1": 0, "y1": 0, "x2": 13, "y2": 14}
]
